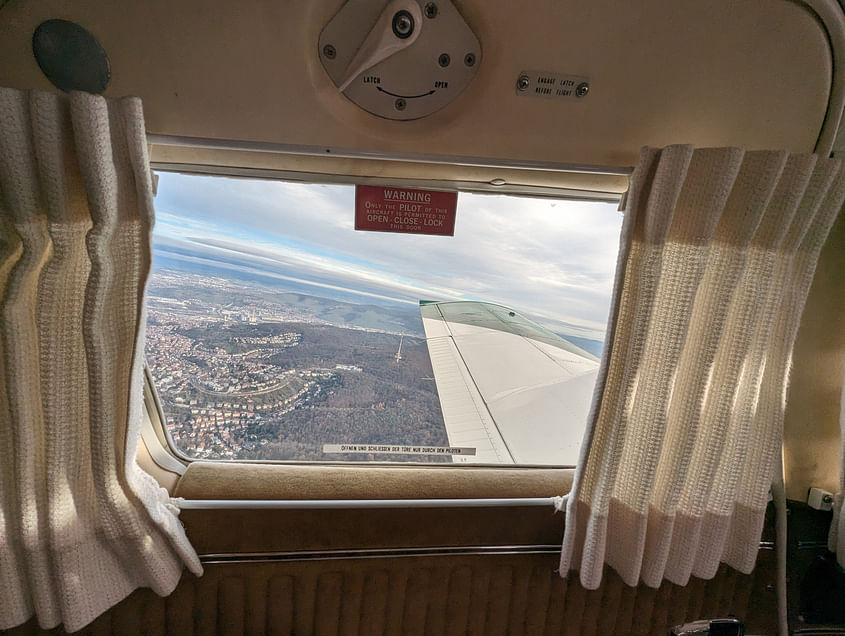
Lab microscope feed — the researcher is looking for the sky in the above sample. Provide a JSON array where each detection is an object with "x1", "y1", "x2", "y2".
[{"x1": 152, "y1": 172, "x2": 624, "y2": 340}]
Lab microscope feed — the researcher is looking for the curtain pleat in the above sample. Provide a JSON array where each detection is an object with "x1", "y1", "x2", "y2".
[
  {"x1": 561, "y1": 145, "x2": 845, "y2": 590},
  {"x1": 0, "y1": 88, "x2": 201, "y2": 632}
]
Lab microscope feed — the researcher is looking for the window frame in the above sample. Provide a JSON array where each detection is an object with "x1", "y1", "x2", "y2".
[{"x1": 140, "y1": 165, "x2": 623, "y2": 473}]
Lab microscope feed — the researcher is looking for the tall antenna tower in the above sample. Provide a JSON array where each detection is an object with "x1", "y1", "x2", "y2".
[{"x1": 395, "y1": 335, "x2": 403, "y2": 363}]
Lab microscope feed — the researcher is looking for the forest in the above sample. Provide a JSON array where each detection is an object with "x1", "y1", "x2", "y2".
[{"x1": 165, "y1": 320, "x2": 450, "y2": 463}]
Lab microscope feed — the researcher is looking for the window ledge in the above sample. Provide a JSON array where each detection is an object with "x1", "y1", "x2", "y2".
[{"x1": 173, "y1": 461, "x2": 574, "y2": 501}]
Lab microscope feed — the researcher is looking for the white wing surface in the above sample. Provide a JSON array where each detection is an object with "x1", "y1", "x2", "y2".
[{"x1": 421, "y1": 301, "x2": 599, "y2": 465}]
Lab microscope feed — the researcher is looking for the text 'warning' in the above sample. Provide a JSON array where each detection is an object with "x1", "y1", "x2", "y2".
[{"x1": 355, "y1": 185, "x2": 457, "y2": 236}]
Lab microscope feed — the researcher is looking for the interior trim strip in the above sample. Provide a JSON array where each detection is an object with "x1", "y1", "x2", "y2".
[
  {"x1": 149, "y1": 162, "x2": 624, "y2": 201},
  {"x1": 198, "y1": 539, "x2": 776, "y2": 565},
  {"x1": 199, "y1": 544, "x2": 562, "y2": 564},
  {"x1": 140, "y1": 407, "x2": 186, "y2": 475},
  {"x1": 141, "y1": 368, "x2": 187, "y2": 474},
  {"x1": 181, "y1": 497, "x2": 561, "y2": 510},
  {"x1": 801, "y1": 0, "x2": 845, "y2": 155},
  {"x1": 146, "y1": 134, "x2": 634, "y2": 176}
]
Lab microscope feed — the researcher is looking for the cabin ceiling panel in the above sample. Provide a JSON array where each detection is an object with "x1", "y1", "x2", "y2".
[{"x1": 0, "y1": 0, "x2": 835, "y2": 169}]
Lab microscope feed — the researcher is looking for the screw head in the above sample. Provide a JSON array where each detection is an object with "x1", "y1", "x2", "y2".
[
  {"x1": 394, "y1": 98, "x2": 406, "y2": 111},
  {"x1": 516, "y1": 75, "x2": 530, "y2": 91},
  {"x1": 392, "y1": 10, "x2": 414, "y2": 39},
  {"x1": 576, "y1": 82, "x2": 590, "y2": 98},
  {"x1": 322, "y1": 44, "x2": 336, "y2": 59},
  {"x1": 438, "y1": 53, "x2": 450, "y2": 68},
  {"x1": 424, "y1": 2, "x2": 438, "y2": 19},
  {"x1": 464, "y1": 53, "x2": 476, "y2": 67}
]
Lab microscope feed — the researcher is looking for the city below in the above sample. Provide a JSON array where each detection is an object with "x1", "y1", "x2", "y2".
[{"x1": 145, "y1": 268, "x2": 449, "y2": 462}]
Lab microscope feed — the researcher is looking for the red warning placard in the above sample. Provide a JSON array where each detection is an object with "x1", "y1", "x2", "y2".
[{"x1": 355, "y1": 185, "x2": 457, "y2": 236}]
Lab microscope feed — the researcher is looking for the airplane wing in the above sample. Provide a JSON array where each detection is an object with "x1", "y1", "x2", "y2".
[{"x1": 420, "y1": 301, "x2": 599, "y2": 465}]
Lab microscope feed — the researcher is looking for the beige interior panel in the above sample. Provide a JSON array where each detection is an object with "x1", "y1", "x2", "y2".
[
  {"x1": 0, "y1": 0, "x2": 833, "y2": 170},
  {"x1": 784, "y1": 207, "x2": 845, "y2": 501},
  {"x1": 148, "y1": 144, "x2": 631, "y2": 195}
]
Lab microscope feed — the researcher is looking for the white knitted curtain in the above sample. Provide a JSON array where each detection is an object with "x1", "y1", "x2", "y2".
[
  {"x1": 560, "y1": 145, "x2": 845, "y2": 590},
  {"x1": 0, "y1": 88, "x2": 202, "y2": 632}
]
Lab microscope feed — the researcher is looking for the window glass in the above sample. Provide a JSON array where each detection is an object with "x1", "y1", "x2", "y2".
[{"x1": 145, "y1": 173, "x2": 622, "y2": 464}]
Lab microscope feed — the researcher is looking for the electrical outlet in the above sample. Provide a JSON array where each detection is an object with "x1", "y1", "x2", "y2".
[{"x1": 807, "y1": 487, "x2": 834, "y2": 511}]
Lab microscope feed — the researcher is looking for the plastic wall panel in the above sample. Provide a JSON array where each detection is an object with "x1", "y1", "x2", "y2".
[{"x1": 5, "y1": 552, "x2": 778, "y2": 636}]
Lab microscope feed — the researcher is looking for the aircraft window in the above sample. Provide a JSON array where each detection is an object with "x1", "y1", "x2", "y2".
[{"x1": 144, "y1": 172, "x2": 622, "y2": 465}]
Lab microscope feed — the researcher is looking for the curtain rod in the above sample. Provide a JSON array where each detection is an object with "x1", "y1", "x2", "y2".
[{"x1": 145, "y1": 133, "x2": 634, "y2": 177}]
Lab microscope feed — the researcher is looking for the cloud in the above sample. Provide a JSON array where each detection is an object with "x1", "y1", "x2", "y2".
[
  {"x1": 155, "y1": 234, "x2": 468, "y2": 303},
  {"x1": 153, "y1": 172, "x2": 623, "y2": 337}
]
